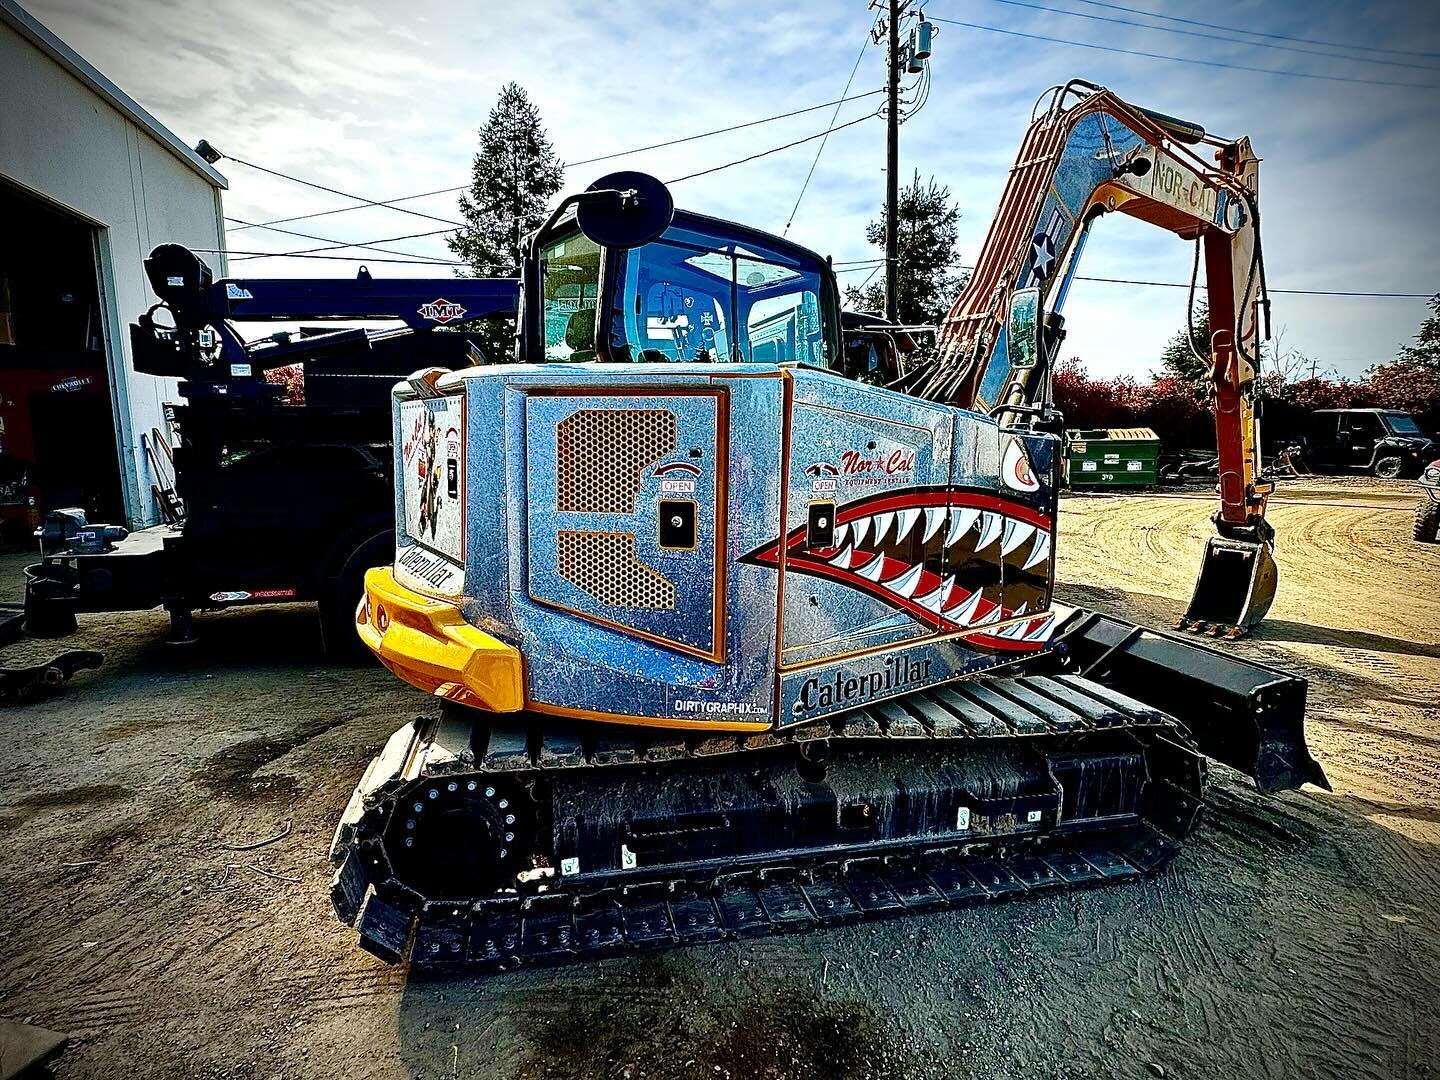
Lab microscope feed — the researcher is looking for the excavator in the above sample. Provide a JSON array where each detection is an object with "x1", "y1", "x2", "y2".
[{"x1": 327, "y1": 82, "x2": 1324, "y2": 969}]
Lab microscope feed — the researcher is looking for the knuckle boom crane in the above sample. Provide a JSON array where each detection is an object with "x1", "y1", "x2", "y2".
[{"x1": 329, "y1": 84, "x2": 1323, "y2": 971}]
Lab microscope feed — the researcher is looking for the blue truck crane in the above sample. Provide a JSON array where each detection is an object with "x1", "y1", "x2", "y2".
[{"x1": 23, "y1": 243, "x2": 518, "y2": 649}]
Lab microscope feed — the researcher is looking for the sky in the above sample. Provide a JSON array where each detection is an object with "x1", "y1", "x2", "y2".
[{"x1": 26, "y1": 0, "x2": 1440, "y2": 379}]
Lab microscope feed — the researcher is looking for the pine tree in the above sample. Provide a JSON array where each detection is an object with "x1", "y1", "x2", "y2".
[
  {"x1": 448, "y1": 83, "x2": 564, "y2": 276},
  {"x1": 843, "y1": 172, "x2": 965, "y2": 326}
]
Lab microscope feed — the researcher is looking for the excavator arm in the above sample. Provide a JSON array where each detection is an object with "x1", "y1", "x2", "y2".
[{"x1": 907, "y1": 80, "x2": 1277, "y2": 635}]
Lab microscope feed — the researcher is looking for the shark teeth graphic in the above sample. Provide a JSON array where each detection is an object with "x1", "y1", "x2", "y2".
[
  {"x1": 895, "y1": 508, "x2": 922, "y2": 543},
  {"x1": 945, "y1": 507, "x2": 980, "y2": 547},
  {"x1": 883, "y1": 562, "x2": 925, "y2": 598},
  {"x1": 870, "y1": 512, "x2": 894, "y2": 546},
  {"x1": 856, "y1": 552, "x2": 888, "y2": 582},
  {"x1": 1023, "y1": 614, "x2": 1056, "y2": 642},
  {"x1": 946, "y1": 587, "x2": 984, "y2": 626},
  {"x1": 996, "y1": 619, "x2": 1031, "y2": 640},
  {"x1": 1000, "y1": 519, "x2": 1036, "y2": 557},
  {"x1": 974, "y1": 512, "x2": 1003, "y2": 551},
  {"x1": 913, "y1": 575, "x2": 955, "y2": 614},
  {"x1": 743, "y1": 488, "x2": 1058, "y2": 649},
  {"x1": 850, "y1": 515, "x2": 871, "y2": 549},
  {"x1": 972, "y1": 601, "x2": 1004, "y2": 627},
  {"x1": 921, "y1": 507, "x2": 947, "y2": 544},
  {"x1": 1023, "y1": 530, "x2": 1051, "y2": 570}
]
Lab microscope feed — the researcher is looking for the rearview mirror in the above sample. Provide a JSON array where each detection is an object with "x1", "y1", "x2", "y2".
[
  {"x1": 1007, "y1": 287, "x2": 1041, "y2": 370},
  {"x1": 575, "y1": 170, "x2": 675, "y2": 249}
]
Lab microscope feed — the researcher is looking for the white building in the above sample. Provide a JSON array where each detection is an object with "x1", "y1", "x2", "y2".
[{"x1": 0, "y1": 0, "x2": 226, "y2": 534}]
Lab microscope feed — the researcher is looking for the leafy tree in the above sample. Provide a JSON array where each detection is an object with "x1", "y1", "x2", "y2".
[
  {"x1": 1157, "y1": 303, "x2": 1210, "y2": 385},
  {"x1": 1327, "y1": 295, "x2": 1440, "y2": 430},
  {"x1": 1396, "y1": 294, "x2": 1440, "y2": 374},
  {"x1": 447, "y1": 83, "x2": 563, "y2": 362},
  {"x1": 448, "y1": 82, "x2": 564, "y2": 275},
  {"x1": 843, "y1": 172, "x2": 965, "y2": 326}
]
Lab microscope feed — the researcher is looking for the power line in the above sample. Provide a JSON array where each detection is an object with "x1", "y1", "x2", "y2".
[
  {"x1": 927, "y1": 16, "x2": 1440, "y2": 89},
  {"x1": 195, "y1": 248, "x2": 463, "y2": 267},
  {"x1": 221, "y1": 153, "x2": 467, "y2": 228},
  {"x1": 226, "y1": 89, "x2": 885, "y2": 235},
  {"x1": 224, "y1": 215, "x2": 452, "y2": 262},
  {"x1": 226, "y1": 226, "x2": 457, "y2": 262},
  {"x1": 834, "y1": 262, "x2": 1430, "y2": 298},
  {"x1": 1067, "y1": 0, "x2": 1440, "y2": 61},
  {"x1": 567, "y1": 88, "x2": 884, "y2": 169},
  {"x1": 229, "y1": 104, "x2": 890, "y2": 263},
  {"x1": 1070, "y1": 275, "x2": 1433, "y2": 298},
  {"x1": 784, "y1": 36, "x2": 872, "y2": 235},
  {"x1": 970, "y1": 0, "x2": 1440, "y2": 72},
  {"x1": 228, "y1": 185, "x2": 462, "y2": 233},
  {"x1": 668, "y1": 111, "x2": 879, "y2": 184}
]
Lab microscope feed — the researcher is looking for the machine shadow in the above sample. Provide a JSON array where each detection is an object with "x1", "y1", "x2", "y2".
[
  {"x1": 387, "y1": 775, "x2": 1438, "y2": 1080},
  {"x1": 1248, "y1": 618, "x2": 1440, "y2": 659}
]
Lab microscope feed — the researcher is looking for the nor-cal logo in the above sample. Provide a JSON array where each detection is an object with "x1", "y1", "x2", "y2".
[
  {"x1": 418, "y1": 298, "x2": 467, "y2": 324},
  {"x1": 838, "y1": 447, "x2": 915, "y2": 486}
]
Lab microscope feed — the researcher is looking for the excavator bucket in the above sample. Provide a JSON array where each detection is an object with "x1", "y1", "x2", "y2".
[{"x1": 1181, "y1": 535, "x2": 1278, "y2": 637}]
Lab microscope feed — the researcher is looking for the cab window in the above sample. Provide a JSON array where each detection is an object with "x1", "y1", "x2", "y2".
[
  {"x1": 1383, "y1": 413, "x2": 1423, "y2": 436},
  {"x1": 608, "y1": 223, "x2": 834, "y2": 367},
  {"x1": 540, "y1": 230, "x2": 601, "y2": 361}
]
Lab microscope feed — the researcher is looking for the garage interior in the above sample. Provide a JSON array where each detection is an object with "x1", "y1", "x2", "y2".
[{"x1": 0, "y1": 178, "x2": 124, "y2": 543}]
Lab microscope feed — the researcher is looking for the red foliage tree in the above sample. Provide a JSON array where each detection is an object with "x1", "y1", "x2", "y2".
[
  {"x1": 265, "y1": 364, "x2": 305, "y2": 405},
  {"x1": 1365, "y1": 361, "x2": 1440, "y2": 427}
]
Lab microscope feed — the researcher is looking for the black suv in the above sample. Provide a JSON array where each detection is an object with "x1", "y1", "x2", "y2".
[{"x1": 1302, "y1": 409, "x2": 1434, "y2": 479}]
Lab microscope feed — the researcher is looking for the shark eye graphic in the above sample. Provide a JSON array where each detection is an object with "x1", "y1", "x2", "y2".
[{"x1": 1001, "y1": 439, "x2": 1040, "y2": 493}]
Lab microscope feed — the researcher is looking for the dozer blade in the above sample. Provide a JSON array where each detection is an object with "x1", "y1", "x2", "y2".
[
  {"x1": 1059, "y1": 609, "x2": 1328, "y2": 793},
  {"x1": 1180, "y1": 535, "x2": 1278, "y2": 637}
]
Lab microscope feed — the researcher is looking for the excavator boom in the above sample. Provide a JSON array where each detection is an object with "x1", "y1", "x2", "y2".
[{"x1": 907, "y1": 81, "x2": 1276, "y2": 634}]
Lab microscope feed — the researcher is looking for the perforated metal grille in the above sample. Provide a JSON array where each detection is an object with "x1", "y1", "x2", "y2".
[
  {"x1": 557, "y1": 531, "x2": 676, "y2": 610},
  {"x1": 557, "y1": 408, "x2": 677, "y2": 514}
]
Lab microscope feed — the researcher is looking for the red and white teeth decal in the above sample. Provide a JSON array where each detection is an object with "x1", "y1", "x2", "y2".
[
  {"x1": 966, "y1": 610, "x2": 1058, "y2": 651},
  {"x1": 1001, "y1": 438, "x2": 1040, "y2": 493},
  {"x1": 742, "y1": 487, "x2": 1055, "y2": 647}
]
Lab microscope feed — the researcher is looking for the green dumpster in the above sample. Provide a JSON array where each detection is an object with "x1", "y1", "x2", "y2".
[{"x1": 1064, "y1": 428, "x2": 1160, "y2": 487}]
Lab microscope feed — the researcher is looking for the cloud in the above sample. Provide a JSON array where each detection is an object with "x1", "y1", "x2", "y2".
[{"x1": 25, "y1": 0, "x2": 1440, "y2": 378}]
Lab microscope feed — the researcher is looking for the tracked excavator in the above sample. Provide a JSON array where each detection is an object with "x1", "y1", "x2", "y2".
[{"x1": 329, "y1": 82, "x2": 1324, "y2": 970}]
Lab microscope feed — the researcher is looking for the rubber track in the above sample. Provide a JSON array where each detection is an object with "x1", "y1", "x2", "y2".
[{"x1": 330, "y1": 674, "x2": 1207, "y2": 971}]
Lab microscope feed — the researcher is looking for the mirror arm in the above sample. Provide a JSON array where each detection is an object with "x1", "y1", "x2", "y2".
[{"x1": 521, "y1": 187, "x2": 633, "y2": 360}]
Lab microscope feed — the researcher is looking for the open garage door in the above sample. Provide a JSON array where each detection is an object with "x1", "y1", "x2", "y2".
[{"x1": 0, "y1": 179, "x2": 124, "y2": 543}]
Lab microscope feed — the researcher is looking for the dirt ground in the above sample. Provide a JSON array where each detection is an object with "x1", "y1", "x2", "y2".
[{"x1": 1, "y1": 476, "x2": 1436, "y2": 1080}]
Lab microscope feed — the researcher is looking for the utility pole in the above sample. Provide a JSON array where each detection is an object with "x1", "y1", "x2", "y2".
[{"x1": 884, "y1": 0, "x2": 902, "y2": 323}]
